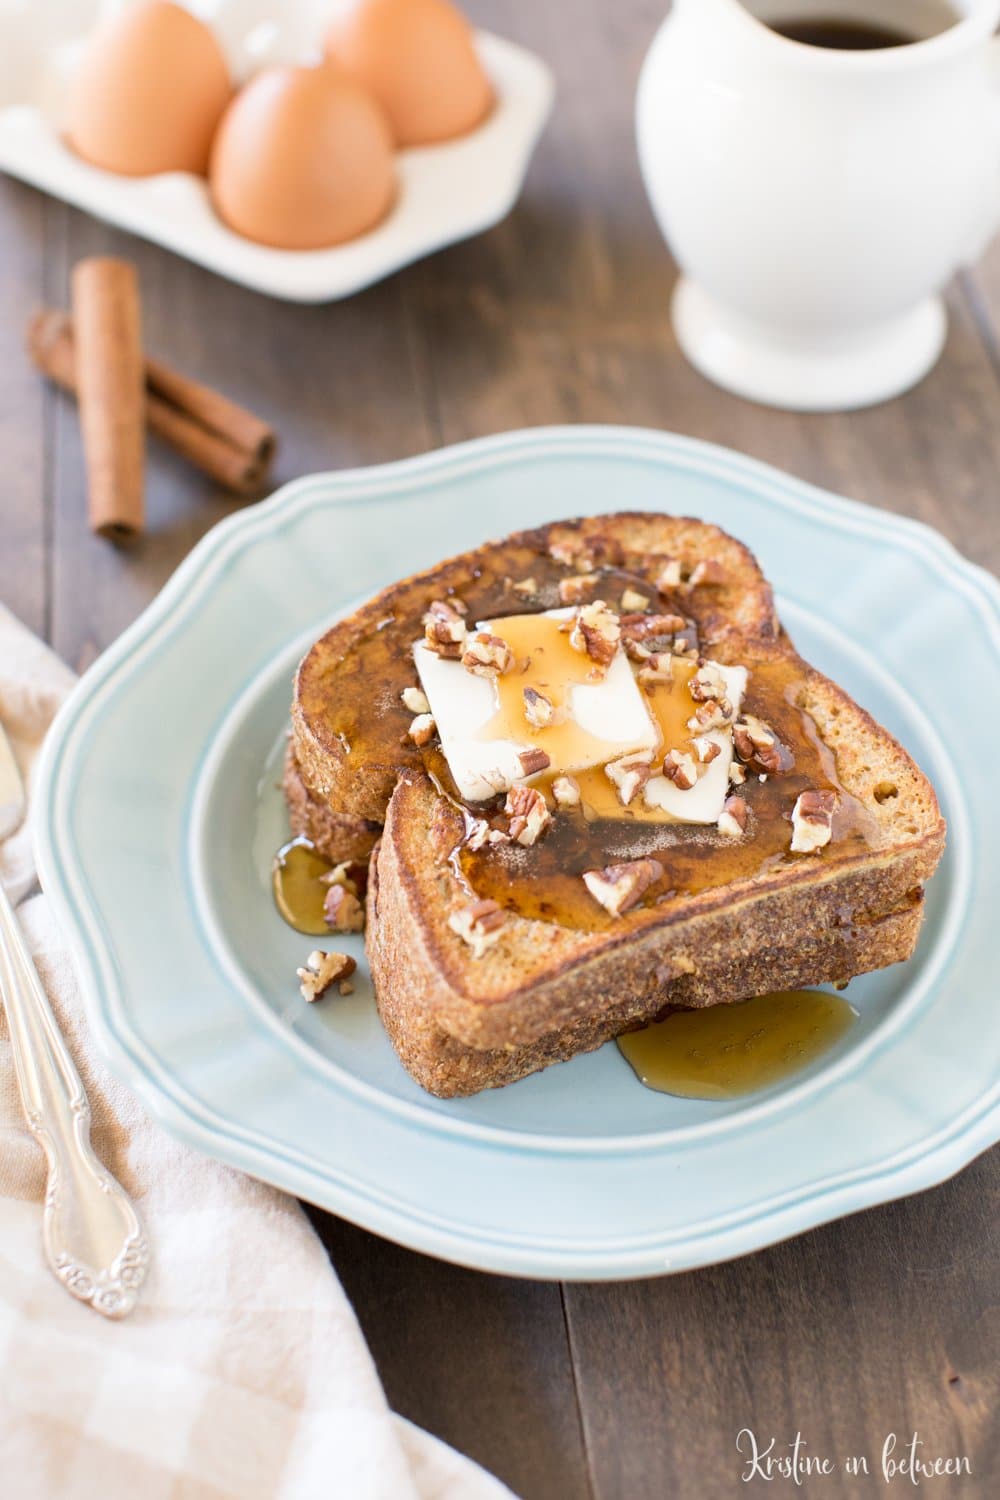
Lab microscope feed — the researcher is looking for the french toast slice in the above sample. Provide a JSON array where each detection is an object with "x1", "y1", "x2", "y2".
[{"x1": 287, "y1": 513, "x2": 945, "y2": 1096}]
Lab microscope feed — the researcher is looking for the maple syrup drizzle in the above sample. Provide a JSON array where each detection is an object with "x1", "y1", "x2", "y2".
[
  {"x1": 272, "y1": 836, "x2": 333, "y2": 936},
  {"x1": 296, "y1": 545, "x2": 880, "y2": 933},
  {"x1": 617, "y1": 989, "x2": 857, "y2": 1100}
]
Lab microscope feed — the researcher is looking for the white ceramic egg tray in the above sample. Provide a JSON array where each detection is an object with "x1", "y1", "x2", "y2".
[{"x1": 0, "y1": 0, "x2": 554, "y2": 301}]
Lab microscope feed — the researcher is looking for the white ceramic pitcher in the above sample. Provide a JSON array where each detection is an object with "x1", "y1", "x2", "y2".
[{"x1": 637, "y1": 0, "x2": 1000, "y2": 410}]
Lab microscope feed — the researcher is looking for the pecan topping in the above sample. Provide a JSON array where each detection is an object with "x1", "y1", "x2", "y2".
[
  {"x1": 729, "y1": 761, "x2": 747, "y2": 785},
  {"x1": 401, "y1": 685, "x2": 430, "y2": 715},
  {"x1": 523, "y1": 686, "x2": 554, "y2": 728},
  {"x1": 686, "y1": 559, "x2": 726, "y2": 588},
  {"x1": 790, "y1": 789, "x2": 837, "y2": 853},
  {"x1": 661, "y1": 748, "x2": 698, "y2": 790},
  {"x1": 407, "y1": 712, "x2": 436, "y2": 746},
  {"x1": 733, "y1": 714, "x2": 786, "y2": 775},
  {"x1": 620, "y1": 587, "x2": 650, "y2": 612},
  {"x1": 637, "y1": 651, "x2": 674, "y2": 684},
  {"x1": 423, "y1": 599, "x2": 467, "y2": 658},
  {"x1": 621, "y1": 612, "x2": 687, "y2": 643},
  {"x1": 548, "y1": 537, "x2": 585, "y2": 568},
  {"x1": 296, "y1": 949, "x2": 357, "y2": 1003},
  {"x1": 691, "y1": 735, "x2": 722, "y2": 764},
  {"x1": 558, "y1": 572, "x2": 599, "y2": 605},
  {"x1": 512, "y1": 576, "x2": 538, "y2": 598},
  {"x1": 605, "y1": 751, "x2": 653, "y2": 807},
  {"x1": 505, "y1": 785, "x2": 551, "y2": 846},
  {"x1": 689, "y1": 661, "x2": 730, "y2": 705},
  {"x1": 569, "y1": 600, "x2": 620, "y2": 671},
  {"x1": 321, "y1": 861, "x2": 366, "y2": 898},
  {"x1": 323, "y1": 883, "x2": 365, "y2": 933},
  {"x1": 465, "y1": 817, "x2": 509, "y2": 850},
  {"x1": 462, "y1": 631, "x2": 514, "y2": 678},
  {"x1": 717, "y1": 795, "x2": 748, "y2": 838},
  {"x1": 655, "y1": 558, "x2": 683, "y2": 592},
  {"x1": 687, "y1": 699, "x2": 733, "y2": 733},
  {"x1": 448, "y1": 899, "x2": 507, "y2": 958},
  {"x1": 518, "y1": 747, "x2": 551, "y2": 778},
  {"x1": 582, "y1": 858, "x2": 664, "y2": 917},
  {"x1": 551, "y1": 775, "x2": 581, "y2": 808},
  {"x1": 550, "y1": 532, "x2": 624, "y2": 570}
]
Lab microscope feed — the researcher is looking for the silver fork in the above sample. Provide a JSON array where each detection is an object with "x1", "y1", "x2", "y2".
[{"x1": 0, "y1": 720, "x2": 148, "y2": 1318}]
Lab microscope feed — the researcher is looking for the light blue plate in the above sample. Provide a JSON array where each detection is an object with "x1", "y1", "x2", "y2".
[{"x1": 33, "y1": 427, "x2": 1000, "y2": 1279}]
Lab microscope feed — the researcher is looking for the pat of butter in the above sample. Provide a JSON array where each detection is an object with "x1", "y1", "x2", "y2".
[
  {"x1": 644, "y1": 663, "x2": 748, "y2": 826},
  {"x1": 414, "y1": 609, "x2": 658, "y2": 801}
]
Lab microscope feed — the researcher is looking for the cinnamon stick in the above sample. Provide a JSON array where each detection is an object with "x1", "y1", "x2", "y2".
[
  {"x1": 27, "y1": 310, "x2": 275, "y2": 498},
  {"x1": 71, "y1": 258, "x2": 145, "y2": 541}
]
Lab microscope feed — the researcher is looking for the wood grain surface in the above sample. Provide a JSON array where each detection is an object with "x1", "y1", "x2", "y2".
[{"x1": 1, "y1": 2, "x2": 997, "y2": 1495}]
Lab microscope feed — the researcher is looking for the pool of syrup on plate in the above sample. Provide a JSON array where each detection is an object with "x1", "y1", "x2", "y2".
[
  {"x1": 272, "y1": 836, "x2": 334, "y2": 935},
  {"x1": 617, "y1": 988, "x2": 857, "y2": 1100}
]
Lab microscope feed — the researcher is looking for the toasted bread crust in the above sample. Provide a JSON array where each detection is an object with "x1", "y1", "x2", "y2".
[
  {"x1": 283, "y1": 742, "x2": 380, "y2": 865},
  {"x1": 368, "y1": 818, "x2": 925, "y2": 1096}
]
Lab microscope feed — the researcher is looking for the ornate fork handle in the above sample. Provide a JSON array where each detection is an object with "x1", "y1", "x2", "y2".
[{"x1": 0, "y1": 879, "x2": 148, "y2": 1318}]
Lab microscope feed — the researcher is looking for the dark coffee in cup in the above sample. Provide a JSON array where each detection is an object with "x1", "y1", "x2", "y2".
[{"x1": 764, "y1": 3, "x2": 961, "y2": 50}]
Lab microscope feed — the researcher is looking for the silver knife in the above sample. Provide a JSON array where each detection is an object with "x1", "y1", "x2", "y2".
[{"x1": 0, "y1": 717, "x2": 148, "y2": 1317}]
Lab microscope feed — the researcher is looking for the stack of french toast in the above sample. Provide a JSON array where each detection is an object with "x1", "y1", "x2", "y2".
[{"x1": 285, "y1": 513, "x2": 945, "y2": 1096}]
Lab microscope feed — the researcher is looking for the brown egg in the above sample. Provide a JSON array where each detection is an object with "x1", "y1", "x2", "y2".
[
  {"x1": 66, "y1": 1, "x2": 231, "y2": 177},
  {"x1": 209, "y1": 63, "x2": 396, "y2": 250},
  {"x1": 324, "y1": 0, "x2": 493, "y2": 148}
]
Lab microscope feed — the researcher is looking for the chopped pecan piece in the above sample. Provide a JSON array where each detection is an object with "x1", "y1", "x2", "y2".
[
  {"x1": 324, "y1": 883, "x2": 365, "y2": 933},
  {"x1": 691, "y1": 735, "x2": 722, "y2": 764},
  {"x1": 518, "y1": 747, "x2": 551, "y2": 778},
  {"x1": 717, "y1": 795, "x2": 748, "y2": 838},
  {"x1": 465, "y1": 817, "x2": 509, "y2": 850},
  {"x1": 551, "y1": 775, "x2": 581, "y2": 808},
  {"x1": 661, "y1": 748, "x2": 699, "y2": 790},
  {"x1": 672, "y1": 622, "x2": 700, "y2": 657},
  {"x1": 689, "y1": 661, "x2": 730, "y2": 705},
  {"x1": 687, "y1": 699, "x2": 734, "y2": 733},
  {"x1": 401, "y1": 685, "x2": 430, "y2": 715},
  {"x1": 582, "y1": 858, "x2": 664, "y2": 917},
  {"x1": 637, "y1": 651, "x2": 674, "y2": 684},
  {"x1": 620, "y1": 612, "x2": 687, "y2": 643},
  {"x1": 620, "y1": 587, "x2": 650, "y2": 612},
  {"x1": 569, "y1": 600, "x2": 620, "y2": 672},
  {"x1": 423, "y1": 599, "x2": 467, "y2": 658},
  {"x1": 558, "y1": 572, "x2": 599, "y2": 605},
  {"x1": 733, "y1": 714, "x2": 786, "y2": 775},
  {"x1": 297, "y1": 949, "x2": 357, "y2": 1003},
  {"x1": 548, "y1": 537, "x2": 585, "y2": 568},
  {"x1": 462, "y1": 631, "x2": 514, "y2": 677},
  {"x1": 505, "y1": 786, "x2": 552, "y2": 846},
  {"x1": 448, "y1": 899, "x2": 507, "y2": 958},
  {"x1": 790, "y1": 789, "x2": 837, "y2": 853},
  {"x1": 512, "y1": 576, "x2": 538, "y2": 598},
  {"x1": 605, "y1": 751, "x2": 653, "y2": 807},
  {"x1": 686, "y1": 559, "x2": 726, "y2": 588},
  {"x1": 407, "y1": 712, "x2": 436, "y2": 746},
  {"x1": 523, "y1": 686, "x2": 554, "y2": 728},
  {"x1": 655, "y1": 558, "x2": 683, "y2": 592},
  {"x1": 729, "y1": 761, "x2": 747, "y2": 785},
  {"x1": 321, "y1": 861, "x2": 366, "y2": 898}
]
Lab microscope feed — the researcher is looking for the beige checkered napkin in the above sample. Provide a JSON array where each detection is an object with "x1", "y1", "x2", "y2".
[{"x1": 0, "y1": 603, "x2": 516, "y2": 1500}]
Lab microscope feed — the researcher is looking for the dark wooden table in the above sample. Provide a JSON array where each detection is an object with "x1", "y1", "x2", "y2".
[{"x1": 2, "y1": 3, "x2": 997, "y2": 1495}]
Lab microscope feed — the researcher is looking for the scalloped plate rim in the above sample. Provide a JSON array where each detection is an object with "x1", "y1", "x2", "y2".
[{"x1": 31, "y1": 425, "x2": 1000, "y2": 1278}]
